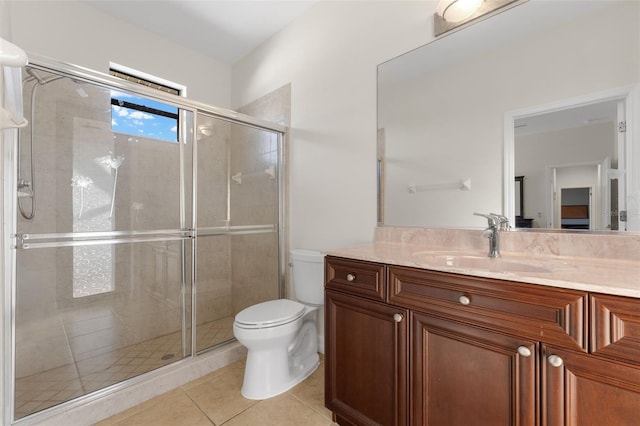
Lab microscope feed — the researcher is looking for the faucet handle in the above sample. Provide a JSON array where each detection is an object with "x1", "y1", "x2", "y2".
[
  {"x1": 490, "y1": 213, "x2": 510, "y2": 230},
  {"x1": 473, "y1": 212, "x2": 499, "y2": 228}
]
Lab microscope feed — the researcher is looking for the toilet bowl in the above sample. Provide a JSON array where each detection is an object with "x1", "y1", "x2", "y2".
[{"x1": 233, "y1": 249, "x2": 324, "y2": 400}]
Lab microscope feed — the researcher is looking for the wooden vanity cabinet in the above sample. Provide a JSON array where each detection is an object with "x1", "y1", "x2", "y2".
[
  {"x1": 539, "y1": 293, "x2": 640, "y2": 425},
  {"x1": 542, "y1": 345, "x2": 640, "y2": 425},
  {"x1": 390, "y1": 266, "x2": 583, "y2": 426},
  {"x1": 590, "y1": 293, "x2": 640, "y2": 364},
  {"x1": 325, "y1": 257, "x2": 408, "y2": 426},
  {"x1": 410, "y1": 311, "x2": 538, "y2": 425},
  {"x1": 325, "y1": 256, "x2": 640, "y2": 426}
]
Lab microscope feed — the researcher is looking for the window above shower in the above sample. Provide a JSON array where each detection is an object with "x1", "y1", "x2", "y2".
[
  {"x1": 109, "y1": 65, "x2": 183, "y2": 144},
  {"x1": 110, "y1": 91, "x2": 179, "y2": 143}
]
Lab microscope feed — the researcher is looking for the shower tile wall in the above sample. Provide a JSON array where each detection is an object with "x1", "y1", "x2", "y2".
[{"x1": 234, "y1": 84, "x2": 291, "y2": 307}]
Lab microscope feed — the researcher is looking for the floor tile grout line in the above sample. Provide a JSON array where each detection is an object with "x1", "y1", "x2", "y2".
[
  {"x1": 182, "y1": 387, "x2": 219, "y2": 425},
  {"x1": 288, "y1": 391, "x2": 332, "y2": 422}
]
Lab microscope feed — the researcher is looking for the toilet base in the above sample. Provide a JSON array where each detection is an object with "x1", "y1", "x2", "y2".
[
  {"x1": 241, "y1": 351, "x2": 319, "y2": 400},
  {"x1": 235, "y1": 304, "x2": 321, "y2": 400}
]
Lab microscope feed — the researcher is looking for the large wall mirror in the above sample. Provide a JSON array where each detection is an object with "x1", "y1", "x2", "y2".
[{"x1": 378, "y1": 0, "x2": 639, "y2": 232}]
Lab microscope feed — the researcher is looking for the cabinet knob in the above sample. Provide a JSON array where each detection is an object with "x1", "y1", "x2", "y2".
[
  {"x1": 393, "y1": 313, "x2": 404, "y2": 322},
  {"x1": 459, "y1": 295, "x2": 471, "y2": 305},
  {"x1": 346, "y1": 273, "x2": 356, "y2": 282},
  {"x1": 547, "y1": 355, "x2": 564, "y2": 367},
  {"x1": 517, "y1": 346, "x2": 532, "y2": 357}
]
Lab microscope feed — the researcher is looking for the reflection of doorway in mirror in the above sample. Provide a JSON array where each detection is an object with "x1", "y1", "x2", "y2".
[
  {"x1": 549, "y1": 164, "x2": 604, "y2": 230},
  {"x1": 560, "y1": 187, "x2": 591, "y2": 230},
  {"x1": 507, "y1": 87, "x2": 634, "y2": 231}
]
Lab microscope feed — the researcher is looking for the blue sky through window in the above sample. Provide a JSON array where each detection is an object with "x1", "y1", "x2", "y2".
[{"x1": 111, "y1": 91, "x2": 178, "y2": 142}]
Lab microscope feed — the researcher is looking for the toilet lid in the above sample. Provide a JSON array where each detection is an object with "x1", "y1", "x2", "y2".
[{"x1": 235, "y1": 299, "x2": 306, "y2": 329}]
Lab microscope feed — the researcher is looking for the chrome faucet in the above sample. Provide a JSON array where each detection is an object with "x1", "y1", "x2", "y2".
[{"x1": 473, "y1": 212, "x2": 502, "y2": 258}]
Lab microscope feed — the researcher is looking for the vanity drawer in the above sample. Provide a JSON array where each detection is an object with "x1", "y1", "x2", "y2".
[
  {"x1": 388, "y1": 265, "x2": 588, "y2": 351},
  {"x1": 325, "y1": 256, "x2": 386, "y2": 302},
  {"x1": 591, "y1": 293, "x2": 640, "y2": 365}
]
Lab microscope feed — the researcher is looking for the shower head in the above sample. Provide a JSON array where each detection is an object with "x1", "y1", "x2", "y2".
[
  {"x1": 25, "y1": 68, "x2": 66, "y2": 86},
  {"x1": 25, "y1": 68, "x2": 47, "y2": 85}
]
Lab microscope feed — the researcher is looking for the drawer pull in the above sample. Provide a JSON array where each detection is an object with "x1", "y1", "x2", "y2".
[
  {"x1": 459, "y1": 295, "x2": 471, "y2": 305},
  {"x1": 346, "y1": 273, "x2": 356, "y2": 282},
  {"x1": 548, "y1": 355, "x2": 564, "y2": 367},
  {"x1": 517, "y1": 346, "x2": 532, "y2": 357},
  {"x1": 393, "y1": 313, "x2": 404, "y2": 323}
]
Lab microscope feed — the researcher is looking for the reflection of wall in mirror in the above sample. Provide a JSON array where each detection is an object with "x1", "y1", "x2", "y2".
[{"x1": 379, "y1": 1, "x2": 639, "y2": 228}]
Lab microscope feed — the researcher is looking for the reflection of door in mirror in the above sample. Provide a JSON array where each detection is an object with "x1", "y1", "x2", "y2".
[
  {"x1": 514, "y1": 176, "x2": 522, "y2": 216},
  {"x1": 514, "y1": 176, "x2": 533, "y2": 228}
]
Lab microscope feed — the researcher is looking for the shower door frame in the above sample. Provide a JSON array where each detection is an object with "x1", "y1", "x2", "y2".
[{"x1": 2, "y1": 54, "x2": 287, "y2": 425}]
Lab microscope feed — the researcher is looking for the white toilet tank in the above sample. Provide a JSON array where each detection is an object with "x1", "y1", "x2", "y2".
[{"x1": 290, "y1": 249, "x2": 324, "y2": 306}]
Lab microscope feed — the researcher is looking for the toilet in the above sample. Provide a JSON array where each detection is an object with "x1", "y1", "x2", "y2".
[{"x1": 233, "y1": 249, "x2": 324, "y2": 400}]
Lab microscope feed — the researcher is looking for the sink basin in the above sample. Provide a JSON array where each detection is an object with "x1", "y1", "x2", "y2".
[{"x1": 411, "y1": 252, "x2": 551, "y2": 274}]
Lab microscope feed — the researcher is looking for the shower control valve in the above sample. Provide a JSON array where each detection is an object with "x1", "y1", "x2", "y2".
[{"x1": 17, "y1": 179, "x2": 33, "y2": 197}]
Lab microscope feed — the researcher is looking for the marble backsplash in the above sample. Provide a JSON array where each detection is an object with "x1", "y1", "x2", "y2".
[{"x1": 375, "y1": 226, "x2": 640, "y2": 262}]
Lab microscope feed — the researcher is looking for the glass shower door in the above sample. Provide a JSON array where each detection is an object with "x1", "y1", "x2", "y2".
[
  {"x1": 12, "y1": 66, "x2": 194, "y2": 420},
  {"x1": 194, "y1": 113, "x2": 282, "y2": 353}
]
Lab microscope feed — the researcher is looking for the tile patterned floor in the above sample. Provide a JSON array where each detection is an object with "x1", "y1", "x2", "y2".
[
  {"x1": 15, "y1": 317, "x2": 235, "y2": 420},
  {"x1": 96, "y1": 357, "x2": 335, "y2": 426}
]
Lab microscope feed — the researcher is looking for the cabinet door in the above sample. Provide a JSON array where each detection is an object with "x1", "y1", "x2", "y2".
[
  {"x1": 325, "y1": 289, "x2": 409, "y2": 426},
  {"x1": 591, "y1": 293, "x2": 640, "y2": 365},
  {"x1": 411, "y1": 311, "x2": 538, "y2": 426},
  {"x1": 542, "y1": 345, "x2": 640, "y2": 426}
]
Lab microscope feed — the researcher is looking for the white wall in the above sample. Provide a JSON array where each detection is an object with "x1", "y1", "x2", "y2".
[
  {"x1": 5, "y1": 0, "x2": 231, "y2": 108},
  {"x1": 231, "y1": 1, "x2": 435, "y2": 252}
]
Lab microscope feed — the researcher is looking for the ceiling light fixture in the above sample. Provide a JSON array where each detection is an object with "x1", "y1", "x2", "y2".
[
  {"x1": 433, "y1": 0, "x2": 521, "y2": 37},
  {"x1": 437, "y1": 0, "x2": 483, "y2": 23}
]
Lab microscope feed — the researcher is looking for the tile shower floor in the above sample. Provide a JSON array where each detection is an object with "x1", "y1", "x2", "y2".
[
  {"x1": 97, "y1": 357, "x2": 335, "y2": 426},
  {"x1": 15, "y1": 317, "x2": 235, "y2": 419}
]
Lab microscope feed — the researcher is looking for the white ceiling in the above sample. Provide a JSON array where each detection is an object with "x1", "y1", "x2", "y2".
[
  {"x1": 515, "y1": 100, "x2": 619, "y2": 137},
  {"x1": 84, "y1": 0, "x2": 319, "y2": 64}
]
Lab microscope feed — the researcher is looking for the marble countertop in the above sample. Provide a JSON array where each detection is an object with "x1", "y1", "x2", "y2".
[{"x1": 327, "y1": 241, "x2": 640, "y2": 299}]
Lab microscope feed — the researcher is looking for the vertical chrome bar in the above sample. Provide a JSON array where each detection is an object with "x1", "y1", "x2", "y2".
[
  {"x1": 190, "y1": 111, "x2": 198, "y2": 357},
  {"x1": 179, "y1": 109, "x2": 188, "y2": 358},
  {"x1": 226, "y1": 133, "x2": 231, "y2": 223},
  {"x1": 2, "y1": 127, "x2": 18, "y2": 424},
  {"x1": 278, "y1": 130, "x2": 287, "y2": 299}
]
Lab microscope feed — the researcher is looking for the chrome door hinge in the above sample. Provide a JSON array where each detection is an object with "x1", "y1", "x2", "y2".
[{"x1": 619, "y1": 121, "x2": 627, "y2": 132}]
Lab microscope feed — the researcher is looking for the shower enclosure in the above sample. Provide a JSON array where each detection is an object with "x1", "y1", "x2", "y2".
[{"x1": 2, "y1": 56, "x2": 285, "y2": 423}]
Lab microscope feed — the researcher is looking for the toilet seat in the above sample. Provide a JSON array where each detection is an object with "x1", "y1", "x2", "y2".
[{"x1": 235, "y1": 299, "x2": 306, "y2": 329}]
